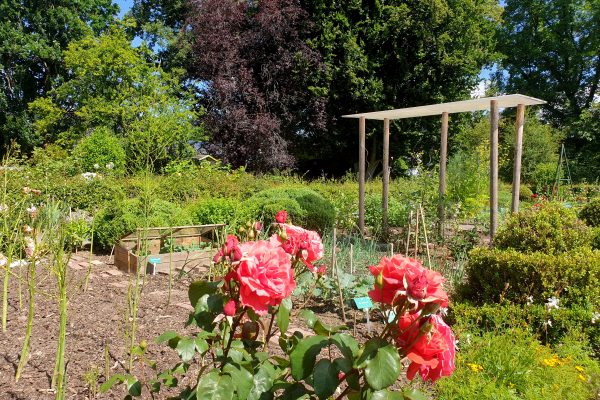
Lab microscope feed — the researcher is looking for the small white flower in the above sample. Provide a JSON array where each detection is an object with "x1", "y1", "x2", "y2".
[
  {"x1": 592, "y1": 312, "x2": 600, "y2": 325},
  {"x1": 545, "y1": 296, "x2": 560, "y2": 311},
  {"x1": 466, "y1": 334, "x2": 471, "y2": 345},
  {"x1": 0, "y1": 254, "x2": 7, "y2": 267},
  {"x1": 0, "y1": 203, "x2": 7, "y2": 213},
  {"x1": 26, "y1": 205, "x2": 37, "y2": 218},
  {"x1": 93, "y1": 163, "x2": 100, "y2": 170},
  {"x1": 440, "y1": 307, "x2": 448, "y2": 316},
  {"x1": 81, "y1": 172, "x2": 98, "y2": 180},
  {"x1": 106, "y1": 162, "x2": 114, "y2": 170},
  {"x1": 24, "y1": 237, "x2": 35, "y2": 259},
  {"x1": 526, "y1": 295, "x2": 534, "y2": 305},
  {"x1": 543, "y1": 319, "x2": 552, "y2": 328}
]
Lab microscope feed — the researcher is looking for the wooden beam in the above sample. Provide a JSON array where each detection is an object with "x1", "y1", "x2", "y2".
[
  {"x1": 490, "y1": 100, "x2": 499, "y2": 240},
  {"x1": 438, "y1": 112, "x2": 449, "y2": 237},
  {"x1": 359, "y1": 117, "x2": 366, "y2": 234},
  {"x1": 382, "y1": 118, "x2": 390, "y2": 236},
  {"x1": 511, "y1": 104, "x2": 526, "y2": 213}
]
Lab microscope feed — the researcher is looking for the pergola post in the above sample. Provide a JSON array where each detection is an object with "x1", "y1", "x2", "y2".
[
  {"x1": 490, "y1": 100, "x2": 499, "y2": 240},
  {"x1": 511, "y1": 104, "x2": 525, "y2": 213},
  {"x1": 438, "y1": 112, "x2": 449, "y2": 238},
  {"x1": 382, "y1": 118, "x2": 390, "y2": 237},
  {"x1": 358, "y1": 117, "x2": 366, "y2": 234}
]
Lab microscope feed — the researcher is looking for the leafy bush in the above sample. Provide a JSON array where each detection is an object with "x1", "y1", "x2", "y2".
[
  {"x1": 63, "y1": 217, "x2": 90, "y2": 251},
  {"x1": 56, "y1": 176, "x2": 125, "y2": 211},
  {"x1": 494, "y1": 202, "x2": 592, "y2": 254},
  {"x1": 447, "y1": 302, "x2": 600, "y2": 357},
  {"x1": 94, "y1": 198, "x2": 192, "y2": 250},
  {"x1": 592, "y1": 227, "x2": 600, "y2": 250},
  {"x1": 447, "y1": 148, "x2": 488, "y2": 218},
  {"x1": 186, "y1": 197, "x2": 239, "y2": 225},
  {"x1": 364, "y1": 193, "x2": 409, "y2": 234},
  {"x1": 460, "y1": 247, "x2": 600, "y2": 308},
  {"x1": 580, "y1": 197, "x2": 600, "y2": 227},
  {"x1": 71, "y1": 127, "x2": 126, "y2": 175},
  {"x1": 244, "y1": 187, "x2": 335, "y2": 231},
  {"x1": 435, "y1": 328, "x2": 600, "y2": 400},
  {"x1": 519, "y1": 184, "x2": 533, "y2": 201}
]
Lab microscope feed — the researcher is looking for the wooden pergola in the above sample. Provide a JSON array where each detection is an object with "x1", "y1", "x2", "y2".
[{"x1": 342, "y1": 94, "x2": 546, "y2": 241}]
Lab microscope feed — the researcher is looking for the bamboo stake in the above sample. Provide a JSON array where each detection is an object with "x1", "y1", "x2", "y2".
[
  {"x1": 332, "y1": 229, "x2": 347, "y2": 323},
  {"x1": 331, "y1": 228, "x2": 337, "y2": 280},
  {"x1": 419, "y1": 205, "x2": 432, "y2": 268},
  {"x1": 406, "y1": 211, "x2": 412, "y2": 255},
  {"x1": 349, "y1": 243, "x2": 354, "y2": 274},
  {"x1": 389, "y1": 242, "x2": 394, "y2": 257},
  {"x1": 414, "y1": 208, "x2": 420, "y2": 257}
]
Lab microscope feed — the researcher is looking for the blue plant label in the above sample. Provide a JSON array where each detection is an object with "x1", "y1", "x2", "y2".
[
  {"x1": 353, "y1": 297, "x2": 373, "y2": 310},
  {"x1": 388, "y1": 311, "x2": 396, "y2": 323},
  {"x1": 149, "y1": 257, "x2": 161, "y2": 264}
]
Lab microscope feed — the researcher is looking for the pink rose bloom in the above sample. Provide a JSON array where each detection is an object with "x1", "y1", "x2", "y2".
[
  {"x1": 235, "y1": 240, "x2": 295, "y2": 315},
  {"x1": 224, "y1": 300, "x2": 237, "y2": 316},
  {"x1": 397, "y1": 314, "x2": 455, "y2": 383},
  {"x1": 275, "y1": 210, "x2": 287, "y2": 223},
  {"x1": 368, "y1": 255, "x2": 448, "y2": 309},
  {"x1": 213, "y1": 234, "x2": 242, "y2": 264},
  {"x1": 270, "y1": 224, "x2": 324, "y2": 270}
]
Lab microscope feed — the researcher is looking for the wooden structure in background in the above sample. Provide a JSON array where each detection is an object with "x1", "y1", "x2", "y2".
[
  {"x1": 343, "y1": 94, "x2": 546, "y2": 242},
  {"x1": 114, "y1": 224, "x2": 225, "y2": 274}
]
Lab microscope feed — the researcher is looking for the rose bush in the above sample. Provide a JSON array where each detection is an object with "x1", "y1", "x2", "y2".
[{"x1": 103, "y1": 211, "x2": 455, "y2": 399}]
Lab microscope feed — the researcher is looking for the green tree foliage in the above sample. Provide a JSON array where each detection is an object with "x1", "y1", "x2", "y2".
[
  {"x1": 497, "y1": 0, "x2": 600, "y2": 128},
  {"x1": 299, "y1": 0, "x2": 502, "y2": 173},
  {"x1": 28, "y1": 23, "x2": 204, "y2": 171},
  {"x1": 0, "y1": 0, "x2": 118, "y2": 153}
]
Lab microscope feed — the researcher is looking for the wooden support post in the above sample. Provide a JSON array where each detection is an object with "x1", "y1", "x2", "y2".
[
  {"x1": 382, "y1": 118, "x2": 390, "y2": 237},
  {"x1": 359, "y1": 117, "x2": 366, "y2": 234},
  {"x1": 511, "y1": 104, "x2": 525, "y2": 213},
  {"x1": 438, "y1": 112, "x2": 449, "y2": 238},
  {"x1": 490, "y1": 100, "x2": 499, "y2": 240}
]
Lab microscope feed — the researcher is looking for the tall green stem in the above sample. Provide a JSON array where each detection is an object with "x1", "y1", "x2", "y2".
[
  {"x1": 52, "y1": 252, "x2": 68, "y2": 398},
  {"x1": 15, "y1": 257, "x2": 36, "y2": 381}
]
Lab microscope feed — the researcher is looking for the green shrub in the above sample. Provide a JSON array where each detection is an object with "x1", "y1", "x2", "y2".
[
  {"x1": 519, "y1": 184, "x2": 533, "y2": 201},
  {"x1": 56, "y1": 176, "x2": 125, "y2": 211},
  {"x1": 94, "y1": 198, "x2": 192, "y2": 250},
  {"x1": 580, "y1": 197, "x2": 600, "y2": 227},
  {"x1": 592, "y1": 227, "x2": 600, "y2": 250},
  {"x1": 186, "y1": 197, "x2": 239, "y2": 225},
  {"x1": 71, "y1": 127, "x2": 126, "y2": 175},
  {"x1": 460, "y1": 247, "x2": 600, "y2": 308},
  {"x1": 244, "y1": 187, "x2": 335, "y2": 231},
  {"x1": 447, "y1": 302, "x2": 600, "y2": 357},
  {"x1": 64, "y1": 217, "x2": 91, "y2": 251},
  {"x1": 435, "y1": 328, "x2": 600, "y2": 400},
  {"x1": 494, "y1": 202, "x2": 592, "y2": 254},
  {"x1": 364, "y1": 193, "x2": 409, "y2": 234}
]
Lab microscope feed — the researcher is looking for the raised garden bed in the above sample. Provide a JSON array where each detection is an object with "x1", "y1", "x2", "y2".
[{"x1": 114, "y1": 224, "x2": 225, "y2": 274}]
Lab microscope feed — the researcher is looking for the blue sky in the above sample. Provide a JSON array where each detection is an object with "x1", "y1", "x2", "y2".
[{"x1": 114, "y1": 0, "x2": 133, "y2": 18}]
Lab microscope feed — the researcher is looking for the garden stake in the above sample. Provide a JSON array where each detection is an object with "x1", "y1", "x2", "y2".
[
  {"x1": 349, "y1": 243, "x2": 354, "y2": 274},
  {"x1": 405, "y1": 211, "x2": 412, "y2": 255},
  {"x1": 168, "y1": 229, "x2": 173, "y2": 305},
  {"x1": 389, "y1": 242, "x2": 394, "y2": 257},
  {"x1": 333, "y1": 228, "x2": 347, "y2": 323},
  {"x1": 331, "y1": 227, "x2": 337, "y2": 280},
  {"x1": 419, "y1": 205, "x2": 432, "y2": 268},
  {"x1": 414, "y1": 207, "x2": 420, "y2": 257}
]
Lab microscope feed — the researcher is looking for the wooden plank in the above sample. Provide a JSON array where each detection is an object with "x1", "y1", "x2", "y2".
[
  {"x1": 438, "y1": 112, "x2": 449, "y2": 237},
  {"x1": 511, "y1": 104, "x2": 526, "y2": 213},
  {"x1": 382, "y1": 118, "x2": 390, "y2": 236},
  {"x1": 490, "y1": 100, "x2": 499, "y2": 240},
  {"x1": 359, "y1": 117, "x2": 366, "y2": 234}
]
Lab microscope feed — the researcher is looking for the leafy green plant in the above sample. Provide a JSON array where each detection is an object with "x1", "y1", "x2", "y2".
[
  {"x1": 71, "y1": 127, "x2": 126, "y2": 175},
  {"x1": 460, "y1": 247, "x2": 600, "y2": 308},
  {"x1": 494, "y1": 202, "x2": 592, "y2": 254},
  {"x1": 63, "y1": 217, "x2": 90, "y2": 251},
  {"x1": 580, "y1": 197, "x2": 600, "y2": 227}
]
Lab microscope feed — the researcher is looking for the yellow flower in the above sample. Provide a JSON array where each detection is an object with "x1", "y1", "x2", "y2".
[
  {"x1": 542, "y1": 354, "x2": 563, "y2": 367},
  {"x1": 575, "y1": 366, "x2": 585, "y2": 373},
  {"x1": 467, "y1": 363, "x2": 484, "y2": 373},
  {"x1": 578, "y1": 374, "x2": 586, "y2": 382}
]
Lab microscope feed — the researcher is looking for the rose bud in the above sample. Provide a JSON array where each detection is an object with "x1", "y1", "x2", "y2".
[
  {"x1": 275, "y1": 210, "x2": 287, "y2": 224},
  {"x1": 224, "y1": 300, "x2": 237, "y2": 316}
]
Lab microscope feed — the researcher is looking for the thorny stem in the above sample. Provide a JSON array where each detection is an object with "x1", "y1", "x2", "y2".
[{"x1": 263, "y1": 312, "x2": 276, "y2": 351}]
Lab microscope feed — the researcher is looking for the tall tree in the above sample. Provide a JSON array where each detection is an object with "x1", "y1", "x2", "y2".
[
  {"x1": 29, "y1": 24, "x2": 203, "y2": 171},
  {"x1": 188, "y1": 0, "x2": 326, "y2": 171},
  {"x1": 497, "y1": 0, "x2": 600, "y2": 128},
  {"x1": 299, "y1": 0, "x2": 501, "y2": 174},
  {"x1": 0, "y1": 0, "x2": 118, "y2": 153}
]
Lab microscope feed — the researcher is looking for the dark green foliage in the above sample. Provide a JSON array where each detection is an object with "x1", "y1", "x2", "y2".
[
  {"x1": 245, "y1": 187, "x2": 335, "y2": 231},
  {"x1": 94, "y1": 198, "x2": 192, "y2": 249},
  {"x1": 71, "y1": 127, "x2": 126, "y2": 175},
  {"x1": 580, "y1": 198, "x2": 600, "y2": 227},
  {"x1": 494, "y1": 202, "x2": 592, "y2": 254},
  {"x1": 461, "y1": 247, "x2": 600, "y2": 308}
]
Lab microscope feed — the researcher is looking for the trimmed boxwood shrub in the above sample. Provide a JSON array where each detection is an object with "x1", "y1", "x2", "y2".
[
  {"x1": 186, "y1": 197, "x2": 239, "y2": 225},
  {"x1": 244, "y1": 187, "x2": 335, "y2": 231},
  {"x1": 580, "y1": 197, "x2": 600, "y2": 227},
  {"x1": 460, "y1": 247, "x2": 600, "y2": 308},
  {"x1": 494, "y1": 202, "x2": 592, "y2": 254},
  {"x1": 95, "y1": 198, "x2": 192, "y2": 250}
]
